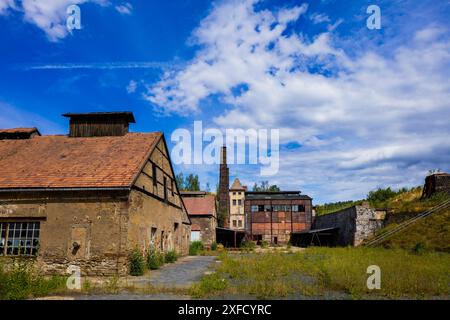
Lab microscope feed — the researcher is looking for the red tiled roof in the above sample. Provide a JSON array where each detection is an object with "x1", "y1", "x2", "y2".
[
  {"x1": 183, "y1": 195, "x2": 216, "y2": 216},
  {"x1": 0, "y1": 132, "x2": 161, "y2": 189},
  {"x1": 0, "y1": 127, "x2": 39, "y2": 134},
  {"x1": 191, "y1": 224, "x2": 201, "y2": 231},
  {"x1": 230, "y1": 177, "x2": 246, "y2": 190}
]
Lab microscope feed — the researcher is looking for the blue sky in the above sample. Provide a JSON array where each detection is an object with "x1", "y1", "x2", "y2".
[{"x1": 1, "y1": 0, "x2": 449, "y2": 204}]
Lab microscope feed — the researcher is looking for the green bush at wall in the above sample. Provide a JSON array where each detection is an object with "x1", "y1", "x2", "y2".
[
  {"x1": 165, "y1": 250, "x2": 178, "y2": 263},
  {"x1": 147, "y1": 249, "x2": 165, "y2": 270},
  {"x1": 0, "y1": 260, "x2": 66, "y2": 300},
  {"x1": 129, "y1": 249, "x2": 145, "y2": 276},
  {"x1": 189, "y1": 241, "x2": 204, "y2": 255}
]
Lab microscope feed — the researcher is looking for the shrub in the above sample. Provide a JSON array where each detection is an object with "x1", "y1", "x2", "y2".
[
  {"x1": 240, "y1": 240, "x2": 256, "y2": 251},
  {"x1": 147, "y1": 249, "x2": 165, "y2": 270},
  {"x1": 413, "y1": 242, "x2": 427, "y2": 255},
  {"x1": 0, "y1": 259, "x2": 66, "y2": 300},
  {"x1": 189, "y1": 241, "x2": 204, "y2": 255},
  {"x1": 129, "y1": 249, "x2": 145, "y2": 276},
  {"x1": 260, "y1": 240, "x2": 269, "y2": 248},
  {"x1": 217, "y1": 243, "x2": 225, "y2": 252},
  {"x1": 211, "y1": 242, "x2": 218, "y2": 251},
  {"x1": 165, "y1": 250, "x2": 178, "y2": 263},
  {"x1": 190, "y1": 273, "x2": 228, "y2": 298}
]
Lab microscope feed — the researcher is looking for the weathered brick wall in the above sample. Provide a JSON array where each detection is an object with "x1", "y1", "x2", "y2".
[
  {"x1": 245, "y1": 198, "x2": 312, "y2": 244},
  {"x1": 189, "y1": 216, "x2": 216, "y2": 245},
  {"x1": 128, "y1": 190, "x2": 190, "y2": 257},
  {"x1": 313, "y1": 206, "x2": 384, "y2": 246}
]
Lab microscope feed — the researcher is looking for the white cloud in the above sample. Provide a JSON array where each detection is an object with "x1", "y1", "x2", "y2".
[
  {"x1": 126, "y1": 79, "x2": 137, "y2": 93},
  {"x1": 0, "y1": 0, "x2": 109, "y2": 41},
  {"x1": 310, "y1": 12, "x2": 330, "y2": 24},
  {"x1": 0, "y1": 0, "x2": 16, "y2": 15},
  {"x1": 147, "y1": 0, "x2": 450, "y2": 202},
  {"x1": 115, "y1": 2, "x2": 132, "y2": 15}
]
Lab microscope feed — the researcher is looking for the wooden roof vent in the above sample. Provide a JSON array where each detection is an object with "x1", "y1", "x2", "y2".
[{"x1": 62, "y1": 111, "x2": 136, "y2": 137}]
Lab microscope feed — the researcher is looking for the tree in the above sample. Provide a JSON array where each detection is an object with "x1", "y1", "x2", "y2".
[
  {"x1": 186, "y1": 174, "x2": 200, "y2": 191},
  {"x1": 175, "y1": 173, "x2": 184, "y2": 191},
  {"x1": 175, "y1": 172, "x2": 200, "y2": 191},
  {"x1": 217, "y1": 208, "x2": 228, "y2": 228},
  {"x1": 252, "y1": 181, "x2": 280, "y2": 192},
  {"x1": 367, "y1": 187, "x2": 397, "y2": 203}
]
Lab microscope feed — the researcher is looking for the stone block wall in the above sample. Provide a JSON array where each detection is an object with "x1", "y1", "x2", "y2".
[
  {"x1": 313, "y1": 205, "x2": 385, "y2": 246},
  {"x1": 189, "y1": 216, "x2": 216, "y2": 245}
]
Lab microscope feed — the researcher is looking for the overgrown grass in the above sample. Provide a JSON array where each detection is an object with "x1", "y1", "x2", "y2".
[
  {"x1": 240, "y1": 240, "x2": 256, "y2": 252},
  {"x1": 189, "y1": 241, "x2": 204, "y2": 255},
  {"x1": 165, "y1": 250, "x2": 178, "y2": 263},
  {"x1": 316, "y1": 186, "x2": 447, "y2": 216},
  {"x1": 380, "y1": 207, "x2": 450, "y2": 252},
  {"x1": 191, "y1": 247, "x2": 450, "y2": 299},
  {"x1": 372, "y1": 188, "x2": 447, "y2": 214},
  {"x1": 316, "y1": 200, "x2": 364, "y2": 216},
  {"x1": 0, "y1": 259, "x2": 66, "y2": 300}
]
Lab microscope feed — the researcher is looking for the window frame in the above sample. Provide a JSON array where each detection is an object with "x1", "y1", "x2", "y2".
[{"x1": 0, "y1": 221, "x2": 41, "y2": 257}]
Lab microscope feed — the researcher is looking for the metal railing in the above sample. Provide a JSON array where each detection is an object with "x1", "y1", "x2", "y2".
[{"x1": 364, "y1": 198, "x2": 450, "y2": 247}]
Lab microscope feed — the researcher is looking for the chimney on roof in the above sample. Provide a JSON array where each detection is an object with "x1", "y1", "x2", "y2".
[
  {"x1": 62, "y1": 112, "x2": 136, "y2": 137},
  {"x1": 0, "y1": 128, "x2": 41, "y2": 140}
]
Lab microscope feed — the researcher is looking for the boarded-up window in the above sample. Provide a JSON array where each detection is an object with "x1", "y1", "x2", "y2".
[{"x1": 152, "y1": 164, "x2": 157, "y2": 186}]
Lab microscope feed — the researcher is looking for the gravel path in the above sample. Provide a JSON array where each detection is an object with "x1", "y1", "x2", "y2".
[
  {"x1": 36, "y1": 255, "x2": 217, "y2": 300},
  {"x1": 127, "y1": 255, "x2": 217, "y2": 289}
]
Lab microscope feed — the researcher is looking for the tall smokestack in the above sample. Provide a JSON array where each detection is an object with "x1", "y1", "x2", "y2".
[{"x1": 218, "y1": 145, "x2": 230, "y2": 228}]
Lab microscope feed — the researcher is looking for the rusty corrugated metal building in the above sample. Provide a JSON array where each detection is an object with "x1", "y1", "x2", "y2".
[{"x1": 245, "y1": 191, "x2": 313, "y2": 245}]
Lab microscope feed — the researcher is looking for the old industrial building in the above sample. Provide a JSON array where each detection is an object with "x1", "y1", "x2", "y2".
[
  {"x1": 422, "y1": 173, "x2": 450, "y2": 198},
  {"x1": 182, "y1": 191, "x2": 217, "y2": 245},
  {"x1": 245, "y1": 191, "x2": 313, "y2": 245},
  {"x1": 0, "y1": 112, "x2": 190, "y2": 276},
  {"x1": 292, "y1": 203, "x2": 386, "y2": 247},
  {"x1": 229, "y1": 178, "x2": 247, "y2": 231}
]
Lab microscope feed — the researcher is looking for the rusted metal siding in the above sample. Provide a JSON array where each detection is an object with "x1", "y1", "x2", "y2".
[{"x1": 244, "y1": 198, "x2": 312, "y2": 244}]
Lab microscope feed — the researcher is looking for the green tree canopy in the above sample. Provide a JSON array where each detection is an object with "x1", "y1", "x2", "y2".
[
  {"x1": 175, "y1": 172, "x2": 200, "y2": 191},
  {"x1": 252, "y1": 181, "x2": 280, "y2": 192}
]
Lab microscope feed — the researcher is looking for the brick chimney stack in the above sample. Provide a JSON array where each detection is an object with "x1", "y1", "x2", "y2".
[{"x1": 218, "y1": 145, "x2": 230, "y2": 228}]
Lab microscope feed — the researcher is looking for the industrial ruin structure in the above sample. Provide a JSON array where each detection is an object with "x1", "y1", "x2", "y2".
[
  {"x1": 0, "y1": 112, "x2": 191, "y2": 276},
  {"x1": 182, "y1": 191, "x2": 217, "y2": 245},
  {"x1": 245, "y1": 191, "x2": 313, "y2": 245},
  {"x1": 293, "y1": 203, "x2": 386, "y2": 247},
  {"x1": 217, "y1": 146, "x2": 230, "y2": 228},
  {"x1": 422, "y1": 173, "x2": 450, "y2": 198},
  {"x1": 229, "y1": 178, "x2": 247, "y2": 231}
]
